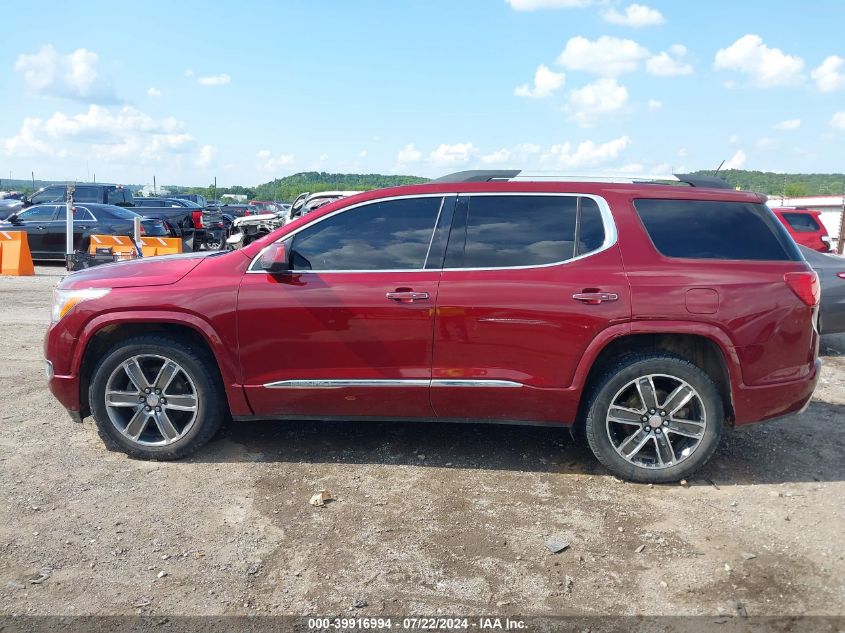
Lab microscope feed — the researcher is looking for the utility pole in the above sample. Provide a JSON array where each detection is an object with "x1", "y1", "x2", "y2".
[
  {"x1": 213, "y1": 176, "x2": 217, "y2": 202},
  {"x1": 31, "y1": 171, "x2": 35, "y2": 191},
  {"x1": 837, "y1": 176, "x2": 845, "y2": 255},
  {"x1": 153, "y1": 175, "x2": 157, "y2": 196}
]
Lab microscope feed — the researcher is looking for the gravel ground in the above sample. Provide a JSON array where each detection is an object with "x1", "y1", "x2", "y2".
[{"x1": 1, "y1": 264, "x2": 843, "y2": 617}]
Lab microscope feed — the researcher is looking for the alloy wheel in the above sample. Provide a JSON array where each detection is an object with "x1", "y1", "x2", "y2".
[
  {"x1": 104, "y1": 354, "x2": 199, "y2": 446},
  {"x1": 605, "y1": 373, "x2": 707, "y2": 470}
]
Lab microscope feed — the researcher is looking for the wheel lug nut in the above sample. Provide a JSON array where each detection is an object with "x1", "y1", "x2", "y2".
[
  {"x1": 155, "y1": 406, "x2": 161, "y2": 412},
  {"x1": 160, "y1": 398, "x2": 166, "y2": 404},
  {"x1": 656, "y1": 428, "x2": 662, "y2": 433},
  {"x1": 144, "y1": 388, "x2": 151, "y2": 394},
  {"x1": 155, "y1": 389, "x2": 161, "y2": 395},
  {"x1": 641, "y1": 416, "x2": 648, "y2": 422},
  {"x1": 660, "y1": 411, "x2": 666, "y2": 416},
  {"x1": 649, "y1": 409, "x2": 655, "y2": 414},
  {"x1": 144, "y1": 406, "x2": 151, "y2": 411},
  {"x1": 663, "y1": 421, "x2": 669, "y2": 426},
  {"x1": 138, "y1": 396, "x2": 145, "y2": 401}
]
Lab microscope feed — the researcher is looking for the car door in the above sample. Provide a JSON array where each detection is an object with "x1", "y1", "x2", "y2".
[
  {"x1": 7, "y1": 205, "x2": 56, "y2": 257},
  {"x1": 46, "y1": 205, "x2": 97, "y2": 254},
  {"x1": 431, "y1": 193, "x2": 631, "y2": 424},
  {"x1": 237, "y1": 194, "x2": 454, "y2": 419}
]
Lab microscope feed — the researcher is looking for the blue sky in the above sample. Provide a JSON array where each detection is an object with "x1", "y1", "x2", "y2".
[{"x1": 1, "y1": 0, "x2": 844, "y2": 187}]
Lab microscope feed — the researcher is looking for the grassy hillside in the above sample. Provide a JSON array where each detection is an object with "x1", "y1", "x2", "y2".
[
  {"x1": 690, "y1": 169, "x2": 845, "y2": 197},
  {"x1": 169, "y1": 172, "x2": 429, "y2": 203}
]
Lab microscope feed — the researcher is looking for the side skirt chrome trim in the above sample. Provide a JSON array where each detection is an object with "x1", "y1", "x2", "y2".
[{"x1": 262, "y1": 379, "x2": 525, "y2": 389}]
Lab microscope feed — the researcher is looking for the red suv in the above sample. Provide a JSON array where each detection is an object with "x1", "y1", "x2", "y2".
[
  {"x1": 772, "y1": 207, "x2": 832, "y2": 252},
  {"x1": 45, "y1": 171, "x2": 821, "y2": 482}
]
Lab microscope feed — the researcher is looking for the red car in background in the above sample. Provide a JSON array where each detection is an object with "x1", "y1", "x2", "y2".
[
  {"x1": 772, "y1": 207, "x2": 832, "y2": 252},
  {"x1": 247, "y1": 201, "x2": 283, "y2": 216}
]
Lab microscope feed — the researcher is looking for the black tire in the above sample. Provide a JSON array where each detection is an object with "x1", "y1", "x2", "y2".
[
  {"x1": 89, "y1": 334, "x2": 226, "y2": 460},
  {"x1": 584, "y1": 353, "x2": 724, "y2": 483}
]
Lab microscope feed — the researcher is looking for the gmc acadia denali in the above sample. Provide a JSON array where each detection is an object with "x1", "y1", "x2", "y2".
[{"x1": 45, "y1": 171, "x2": 821, "y2": 482}]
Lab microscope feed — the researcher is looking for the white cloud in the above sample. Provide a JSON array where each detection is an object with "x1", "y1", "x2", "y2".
[
  {"x1": 14, "y1": 45, "x2": 115, "y2": 102},
  {"x1": 723, "y1": 149, "x2": 746, "y2": 169},
  {"x1": 566, "y1": 78, "x2": 629, "y2": 127},
  {"x1": 602, "y1": 4, "x2": 665, "y2": 27},
  {"x1": 358, "y1": 149, "x2": 368, "y2": 158},
  {"x1": 2, "y1": 105, "x2": 196, "y2": 162},
  {"x1": 429, "y1": 142, "x2": 477, "y2": 166},
  {"x1": 557, "y1": 35, "x2": 649, "y2": 76},
  {"x1": 647, "y1": 98, "x2": 662, "y2": 111},
  {"x1": 257, "y1": 149, "x2": 295, "y2": 172},
  {"x1": 677, "y1": 148, "x2": 688, "y2": 158},
  {"x1": 147, "y1": 87, "x2": 162, "y2": 97},
  {"x1": 196, "y1": 144, "x2": 217, "y2": 168},
  {"x1": 506, "y1": 0, "x2": 592, "y2": 10},
  {"x1": 397, "y1": 144, "x2": 422, "y2": 165},
  {"x1": 714, "y1": 34, "x2": 804, "y2": 88},
  {"x1": 729, "y1": 134, "x2": 740, "y2": 144},
  {"x1": 646, "y1": 45, "x2": 693, "y2": 76},
  {"x1": 756, "y1": 137, "x2": 779, "y2": 149},
  {"x1": 515, "y1": 64, "x2": 565, "y2": 98},
  {"x1": 480, "y1": 148, "x2": 513, "y2": 164},
  {"x1": 541, "y1": 135, "x2": 631, "y2": 168},
  {"x1": 197, "y1": 73, "x2": 231, "y2": 86},
  {"x1": 831, "y1": 112, "x2": 845, "y2": 130},
  {"x1": 773, "y1": 118, "x2": 801, "y2": 130},
  {"x1": 811, "y1": 56, "x2": 845, "y2": 92}
]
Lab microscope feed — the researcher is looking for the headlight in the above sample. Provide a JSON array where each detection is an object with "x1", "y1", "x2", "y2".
[{"x1": 51, "y1": 288, "x2": 111, "y2": 323}]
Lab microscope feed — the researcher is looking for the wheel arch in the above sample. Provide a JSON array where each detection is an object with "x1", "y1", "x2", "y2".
[
  {"x1": 573, "y1": 327, "x2": 737, "y2": 432},
  {"x1": 76, "y1": 315, "x2": 246, "y2": 419}
]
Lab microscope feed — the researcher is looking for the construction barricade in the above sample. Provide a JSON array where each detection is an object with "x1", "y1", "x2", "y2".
[
  {"x1": 139, "y1": 237, "x2": 183, "y2": 257},
  {"x1": 0, "y1": 230, "x2": 35, "y2": 276}
]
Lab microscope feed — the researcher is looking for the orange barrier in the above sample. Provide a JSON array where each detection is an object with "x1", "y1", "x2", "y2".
[
  {"x1": 139, "y1": 237, "x2": 183, "y2": 257},
  {"x1": 88, "y1": 234, "x2": 138, "y2": 259},
  {"x1": 0, "y1": 230, "x2": 35, "y2": 276}
]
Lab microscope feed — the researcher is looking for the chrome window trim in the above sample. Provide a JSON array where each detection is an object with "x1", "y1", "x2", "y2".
[
  {"x1": 247, "y1": 191, "x2": 617, "y2": 274},
  {"x1": 263, "y1": 378, "x2": 525, "y2": 389}
]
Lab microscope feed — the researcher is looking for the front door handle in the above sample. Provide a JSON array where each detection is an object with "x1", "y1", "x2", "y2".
[
  {"x1": 572, "y1": 292, "x2": 619, "y2": 305},
  {"x1": 386, "y1": 290, "x2": 430, "y2": 302}
]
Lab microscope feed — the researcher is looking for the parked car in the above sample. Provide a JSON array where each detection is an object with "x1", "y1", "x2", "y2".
[
  {"x1": 216, "y1": 203, "x2": 252, "y2": 218},
  {"x1": 24, "y1": 184, "x2": 134, "y2": 208},
  {"x1": 133, "y1": 197, "x2": 198, "y2": 209},
  {"x1": 170, "y1": 193, "x2": 207, "y2": 208},
  {"x1": 799, "y1": 246, "x2": 845, "y2": 334},
  {"x1": 0, "y1": 199, "x2": 24, "y2": 220},
  {"x1": 45, "y1": 171, "x2": 820, "y2": 483},
  {"x1": 289, "y1": 191, "x2": 363, "y2": 220},
  {"x1": 772, "y1": 207, "x2": 832, "y2": 252},
  {"x1": 1, "y1": 203, "x2": 169, "y2": 260}
]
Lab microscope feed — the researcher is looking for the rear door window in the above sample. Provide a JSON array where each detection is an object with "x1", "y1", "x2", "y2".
[
  {"x1": 445, "y1": 195, "x2": 606, "y2": 269},
  {"x1": 782, "y1": 212, "x2": 820, "y2": 232},
  {"x1": 73, "y1": 186, "x2": 100, "y2": 203},
  {"x1": 29, "y1": 187, "x2": 65, "y2": 205},
  {"x1": 634, "y1": 199, "x2": 799, "y2": 261}
]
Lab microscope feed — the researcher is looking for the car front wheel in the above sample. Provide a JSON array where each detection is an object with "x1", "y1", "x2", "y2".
[
  {"x1": 89, "y1": 335, "x2": 225, "y2": 459},
  {"x1": 584, "y1": 353, "x2": 724, "y2": 483}
]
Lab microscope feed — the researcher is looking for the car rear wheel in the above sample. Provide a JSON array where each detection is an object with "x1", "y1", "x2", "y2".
[
  {"x1": 584, "y1": 353, "x2": 724, "y2": 483},
  {"x1": 89, "y1": 335, "x2": 225, "y2": 459}
]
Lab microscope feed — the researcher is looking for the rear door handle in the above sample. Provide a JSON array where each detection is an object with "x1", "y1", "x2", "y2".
[
  {"x1": 572, "y1": 292, "x2": 619, "y2": 304},
  {"x1": 386, "y1": 291, "x2": 430, "y2": 302}
]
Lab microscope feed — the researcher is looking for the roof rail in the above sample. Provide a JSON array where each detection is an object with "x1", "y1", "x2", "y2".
[
  {"x1": 431, "y1": 170, "x2": 733, "y2": 189},
  {"x1": 430, "y1": 170, "x2": 521, "y2": 183}
]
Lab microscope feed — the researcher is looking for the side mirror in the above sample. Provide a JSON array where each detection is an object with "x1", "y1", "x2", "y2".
[{"x1": 259, "y1": 241, "x2": 290, "y2": 273}]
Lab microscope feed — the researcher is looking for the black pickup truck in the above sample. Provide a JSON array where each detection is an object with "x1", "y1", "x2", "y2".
[{"x1": 25, "y1": 183, "x2": 135, "y2": 207}]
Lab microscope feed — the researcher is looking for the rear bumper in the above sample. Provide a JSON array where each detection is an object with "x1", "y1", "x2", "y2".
[{"x1": 732, "y1": 359, "x2": 821, "y2": 425}]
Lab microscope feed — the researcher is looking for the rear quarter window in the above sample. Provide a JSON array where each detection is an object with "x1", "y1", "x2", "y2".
[
  {"x1": 634, "y1": 198, "x2": 800, "y2": 261},
  {"x1": 781, "y1": 212, "x2": 820, "y2": 232}
]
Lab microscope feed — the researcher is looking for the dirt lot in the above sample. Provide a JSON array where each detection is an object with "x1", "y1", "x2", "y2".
[{"x1": 1, "y1": 264, "x2": 843, "y2": 618}]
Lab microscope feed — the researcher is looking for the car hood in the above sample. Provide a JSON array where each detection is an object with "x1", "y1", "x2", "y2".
[{"x1": 59, "y1": 251, "x2": 219, "y2": 290}]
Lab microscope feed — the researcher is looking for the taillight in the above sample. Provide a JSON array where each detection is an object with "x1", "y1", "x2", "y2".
[
  {"x1": 139, "y1": 225, "x2": 146, "y2": 235},
  {"x1": 784, "y1": 271, "x2": 820, "y2": 306},
  {"x1": 192, "y1": 210, "x2": 204, "y2": 228},
  {"x1": 837, "y1": 272, "x2": 845, "y2": 280}
]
